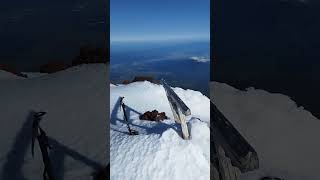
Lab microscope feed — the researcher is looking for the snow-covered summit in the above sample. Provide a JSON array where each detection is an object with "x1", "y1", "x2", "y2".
[
  {"x1": 0, "y1": 70, "x2": 24, "y2": 80},
  {"x1": 110, "y1": 81, "x2": 210, "y2": 180}
]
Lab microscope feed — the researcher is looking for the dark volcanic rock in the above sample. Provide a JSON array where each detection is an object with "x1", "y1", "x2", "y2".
[
  {"x1": 122, "y1": 80, "x2": 130, "y2": 85},
  {"x1": 157, "y1": 112, "x2": 167, "y2": 120},
  {"x1": 132, "y1": 76, "x2": 159, "y2": 84},
  {"x1": 121, "y1": 76, "x2": 159, "y2": 85},
  {"x1": 139, "y1": 110, "x2": 168, "y2": 121}
]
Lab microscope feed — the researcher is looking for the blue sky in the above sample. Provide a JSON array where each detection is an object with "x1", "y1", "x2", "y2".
[{"x1": 110, "y1": 0, "x2": 210, "y2": 42}]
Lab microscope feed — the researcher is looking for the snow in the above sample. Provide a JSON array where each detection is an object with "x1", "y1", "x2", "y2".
[
  {"x1": 211, "y1": 82, "x2": 320, "y2": 180},
  {"x1": 0, "y1": 64, "x2": 108, "y2": 180},
  {"x1": 110, "y1": 82, "x2": 210, "y2": 180},
  {"x1": 22, "y1": 72, "x2": 48, "y2": 78},
  {"x1": 0, "y1": 70, "x2": 23, "y2": 80}
]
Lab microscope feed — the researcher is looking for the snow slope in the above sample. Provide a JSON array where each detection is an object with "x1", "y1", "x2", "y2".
[
  {"x1": 211, "y1": 82, "x2": 320, "y2": 180},
  {"x1": 22, "y1": 72, "x2": 48, "y2": 78},
  {"x1": 0, "y1": 70, "x2": 24, "y2": 80},
  {"x1": 110, "y1": 82, "x2": 210, "y2": 180},
  {"x1": 0, "y1": 64, "x2": 108, "y2": 180}
]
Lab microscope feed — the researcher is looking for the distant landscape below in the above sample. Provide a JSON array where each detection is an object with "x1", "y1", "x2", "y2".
[{"x1": 110, "y1": 40, "x2": 210, "y2": 96}]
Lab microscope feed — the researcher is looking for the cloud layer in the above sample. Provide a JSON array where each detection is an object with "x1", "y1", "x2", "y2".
[{"x1": 190, "y1": 56, "x2": 210, "y2": 63}]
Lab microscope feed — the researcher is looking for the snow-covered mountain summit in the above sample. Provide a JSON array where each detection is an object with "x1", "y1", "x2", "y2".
[{"x1": 110, "y1": 82, "x2": 210, "y2": 180}]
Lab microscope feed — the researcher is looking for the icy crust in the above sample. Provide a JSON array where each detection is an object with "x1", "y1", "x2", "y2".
[
  {"x1": 211, "y1": 82, "x2": 320, "y2": 180},
  {"x1": 110, "y1": 82, "x2": 210, "y2": 180}
]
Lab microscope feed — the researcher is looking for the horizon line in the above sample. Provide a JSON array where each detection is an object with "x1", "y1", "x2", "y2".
[{"x1": 110, "y1": 35, "x2": 210, "y2": 43}]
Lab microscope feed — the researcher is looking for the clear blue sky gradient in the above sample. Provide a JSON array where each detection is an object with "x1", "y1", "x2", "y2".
[{"x1": 110, "y1": 0, "x2": 210, "y2": 42}]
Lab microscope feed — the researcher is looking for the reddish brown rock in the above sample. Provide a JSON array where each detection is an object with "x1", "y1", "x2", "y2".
[
  {"x1": 132, "y1": 76, "x2": 159, "y2": 84},
  {"x1": 157, "y1": 112, "x2": 168, "y2": 121},
  {"x1": 139, "y1": 110, "x2": 168, "y2": 121},
  {"x1": 121, "y1": 76, "x2": 160, "y2": 85},
  {"x1": 122, "y1": 80, "x2": 130, "y2": 85}
]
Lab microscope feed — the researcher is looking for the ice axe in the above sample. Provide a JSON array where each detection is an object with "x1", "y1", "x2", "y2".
[
  {"x1": 32, "y1": 111, "x2": 47, "y2": 157},
  {"x1": 119, "y1": 97, "x2": 139, "y2": 135},
  {"x1": 31, "y1": 111, "x2": 55, "y2": 180}
]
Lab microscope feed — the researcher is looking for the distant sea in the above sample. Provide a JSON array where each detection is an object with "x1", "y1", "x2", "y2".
[{"x1": 110, "y1": 40, "x2": 210, "y2": 96}]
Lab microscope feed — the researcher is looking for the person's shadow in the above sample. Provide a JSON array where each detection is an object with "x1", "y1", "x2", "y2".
[
  {"x1": 1, "y1": 110, "x2": 105, "y2": 180},
  {"x1": 1, "y1": 111, "x2": 35, "y2": 180}
]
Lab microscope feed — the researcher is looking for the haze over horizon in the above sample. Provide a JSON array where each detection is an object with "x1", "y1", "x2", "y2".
[{"x1": 110, "y1": 0, "x2": 210, "y2": 42}]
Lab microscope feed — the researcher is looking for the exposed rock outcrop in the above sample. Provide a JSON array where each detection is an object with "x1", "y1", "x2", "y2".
[
  {"x1": 122, "y1": 76, "x2": 159, "y2": 85},
  {"x1": 139, "y1": 110, "x2": 168, "y2": 121}
]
